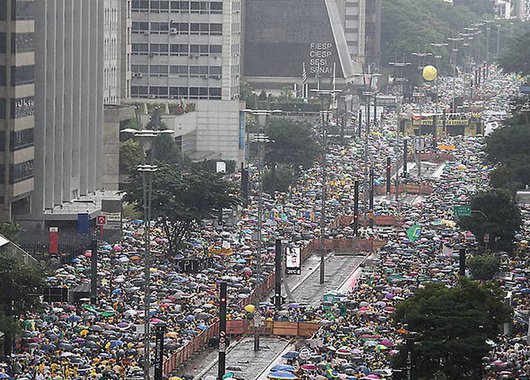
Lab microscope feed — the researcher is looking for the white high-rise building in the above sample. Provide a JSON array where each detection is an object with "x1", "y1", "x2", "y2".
[
  {"x1": 130, "y1": 0, "x2": 241, "y2": 100},
  {"x1": 31, "y1": 0, "x2": 105, "y2": 217}
]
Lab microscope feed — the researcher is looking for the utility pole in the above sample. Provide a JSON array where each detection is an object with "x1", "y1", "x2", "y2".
[
  {"x1": 90, "y1": 239, "x2": 98, "y2": 305},
  {"x1": 218, "y1": 282, "x2": 227, "y2": 379},
  {"x1": 369, "y1": 167, "x2": 374, "y2": 229},
  {"x1": 353, "y1": 180, "x2": 359, "y2": 236}
]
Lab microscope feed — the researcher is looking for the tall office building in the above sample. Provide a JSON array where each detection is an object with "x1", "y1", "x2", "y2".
[
  {"x1": 31, "y1": 0, "x2": 104, "y2": 218},
  {"x1": 0, "y1": 0, "x2": 35, "y2": 222},
  {"x1": 130, "y1": 0, "x2": 241, "y2": 101}
]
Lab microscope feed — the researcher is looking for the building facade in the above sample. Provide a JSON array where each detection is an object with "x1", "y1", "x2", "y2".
[
  {"x1": 0, "y1": 0, "x2": 35, "y2": 222},
  {"x1": 31, "y1": 0, "x2": 104, "y2": 217},
  {"x1": 130, "y1": 0, "x2": 241, "y2": 101},
  {"x1": 242, "y1": 0, "x2": 380, "y2": 91}
]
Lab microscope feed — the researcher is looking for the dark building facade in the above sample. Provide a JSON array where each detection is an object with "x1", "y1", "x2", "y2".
[{"x1": 243, "y1": 0, "x2": 355, "y2": 91}]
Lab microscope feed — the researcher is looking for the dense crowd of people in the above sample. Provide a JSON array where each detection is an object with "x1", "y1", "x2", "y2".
[{"x1": 0, "y1": 67, "x2": 528, "y2": 380}]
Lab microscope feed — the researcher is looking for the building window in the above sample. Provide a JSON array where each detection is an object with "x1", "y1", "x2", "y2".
[
  {"x1": 210, "y1": 2, "x2": 222, "y2": 13},
  {"x1": 0, "y1": 98, "x2": 5, "y2": 119},
  {"x1": 132, "y1": 43, "x2": 149, "y2": 55},
  {"x1": 12, "y1": 0, "x2": 33, "y2": 20},
  {"x1": 11, "y1": 160, "x2": 33, "y2": 183},
  {"x1": 10, "y1": 128, "x2": 33, "y2": 151},
  {"x1": 11, "y1": 65, "x2": 34, "y2": 86},
  {"x1": 11, "y1": 33, "x2": 33, "y2": 53},
  {"x1": 11, "y1": 96, "x2": 34, "y2": 119},
  {"x1": 0, "y1": 0, "x2": 6, "y2": 21},
  {"x1": 132, "y1": 0, "x2": 149, "y2": 11},
  {"x1": 0, "y1": 33, "x2": 5, "y2": 54}
]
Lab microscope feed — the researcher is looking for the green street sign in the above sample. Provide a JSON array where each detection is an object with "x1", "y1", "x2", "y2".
[{"x1": 454, "y1": 205, "x2": 471, "y2": 217}]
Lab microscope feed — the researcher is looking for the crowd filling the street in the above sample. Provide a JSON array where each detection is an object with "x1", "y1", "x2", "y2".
[{"x1": 1, "y1": 64, "x2": 530, "y2": 380}]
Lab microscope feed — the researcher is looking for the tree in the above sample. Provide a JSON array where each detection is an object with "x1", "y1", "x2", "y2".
[
  {"x1": 264, "y1": 118, "x2": 320, "y2": 191},
  {"x1": 459, "y1": 189, "x2": 522, "y2": 252},
  {"x1": 122, "y1": 164, "x2": 240, "y2": 254},
  {"x1": 393, "y1": 278, "x2": 510, "y2": 379},
  {"x1": 0, "y1": 254, "x2": 45, "y2": 355},
  {"x1": 497, "y1": 31, "x2": 530, "y2": 76},
  {"x1": 381, "y1": 0, "x2": 479, "y2": 79},
  {"x1": 453, "y1": 0, "x2": 495, "y2": 15},
  {"x1": 263, "y1": 165, "x2": 295, "y2": 193},
  {"x1": 485, "y1": 121, "x2": 530, "y2": 165},
  {"x1": 467, "y1": 254, "x2": 500, "y2": 280},
  {"x1": 0, "y1": 223, "x2": 20, "y2": 242},
  {"x1": 485, "y1": 112, "x2": 530, "y2": 192},
  {"x1": 119, "y1": 138, "x2": 144, "y2": 174},
  {"x1": 145, "y1": 108, "x2": 180, "y2": 164}
]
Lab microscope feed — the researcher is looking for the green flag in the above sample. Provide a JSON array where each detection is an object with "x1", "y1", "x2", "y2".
[{"x1": 406, "y1": 224, "x2": 422, "y2": 242}]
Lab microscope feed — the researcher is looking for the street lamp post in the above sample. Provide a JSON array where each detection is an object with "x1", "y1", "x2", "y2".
[
  {"x1": 243, "y1": 109, "x2": 278, "y2": 351},
  {"x1": 121, "y1": 126, "x2": 174, "y2": 380},
  {"x1": 310, "y1": 89, "x2": 340, "y2": 285}
]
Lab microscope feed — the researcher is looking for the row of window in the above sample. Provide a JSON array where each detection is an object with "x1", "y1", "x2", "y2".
[
  {"x1": 0, "y1": 160, "x2": 34, "y2": 184},
  {"x1": 131, "y1": 85, "x2": 222, "y2": 100},
  {"x1": 132, "y1": 0, "x2": 223, "y2": 14},
  {"x1": 132, "y1": 64, "x2": 222, "y2": 77},
  {"x1": 132, "y1": 43, "x2": 222, "y2": 56},
  {"x1": 0, "y1": 0, "x2": 33, "y2": 21},
  {"x1": 132, "y1": 21, "x2": 222, "y2": 35},
  {"x1": 0, "y1": 128, "x2": 34, "y2": 151},
  {"x1": 0, "y1": 33, "x2": 34, "y2": 55},
  {"x1": 0, "y1": 65, "x2": 34, "y2": 87}
]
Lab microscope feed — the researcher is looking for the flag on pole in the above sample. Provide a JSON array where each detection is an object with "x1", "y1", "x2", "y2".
[{"x1": 406, "y1": 224, "x2": 422, "y2": 242}]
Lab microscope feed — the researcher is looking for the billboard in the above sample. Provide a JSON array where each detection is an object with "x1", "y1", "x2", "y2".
[{"x1": 285, "y1": 246, "x2": 301, "y2": 275}]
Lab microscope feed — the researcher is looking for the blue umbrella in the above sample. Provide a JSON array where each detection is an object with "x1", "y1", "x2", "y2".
[
  {"x1": 270, "y1": 364, "x2": 296, "y2": 372},
  {"x1": 267, "y1": 371, "x2": 298, "y2": 379},
  {"x1": 0, "y1": 374, "x2": 13, "y2": 379},
  {"x1": 281, "y1": 351, "x2": 299, "y2": 359}
]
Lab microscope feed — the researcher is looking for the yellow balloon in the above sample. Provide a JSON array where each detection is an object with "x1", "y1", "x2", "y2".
[
  {"x1": 422, "y1": 65, "x2": 438, "y2": 81},
  {"x1": 243, "y1": 304, "x2": 255, "y2": 313}
]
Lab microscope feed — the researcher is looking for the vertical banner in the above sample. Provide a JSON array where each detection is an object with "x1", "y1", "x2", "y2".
[
  {"x1": 49, "y1": 227, "x2": 59, "y2": 254},
  {"x1": 285, "y1": 246, "x2": 301, "y2": 275},
  {"x1": 77, "y1": 212, "x2": 89, "y2": 234}
]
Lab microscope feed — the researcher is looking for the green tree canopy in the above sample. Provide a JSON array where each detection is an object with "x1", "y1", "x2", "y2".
[
  {"x1": 265, "y1": 118, "x2": 320, "y2": 171},
  {"x1": 497, "y1": 31, "x2": 530, "y2": 77},
  {"x1": 0, "y1": 254, "x2": 45, "y2": 354},
  {"x1": 381, "y1": 0, "x2": 479, "y2": 76},
  {"x1": 459, "y1": 189, "x2": 522, "y2": 252},
  {"x1": 486, "y1": 119, "x2": 530, "y2": 192},
  {"x1": 467, "y1": 254, "x2": 500, "y2": 280},
  {"x1": 453, "y1": 0, "x2": 495, "y2": 15},
  {"x1": 264, "y1": 118, "x2": 320, "y2": 192},
  {"x1": 393, "y1": 279, "x2": 510, "y2": 379},
  {"x1": 122, "y1": 164, "x2": 240, "y2": 253}
]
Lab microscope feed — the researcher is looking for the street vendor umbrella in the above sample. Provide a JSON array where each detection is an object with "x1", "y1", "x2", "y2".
[{"x1": 267, "y1": 372, "x2": 298, "y2": 379}]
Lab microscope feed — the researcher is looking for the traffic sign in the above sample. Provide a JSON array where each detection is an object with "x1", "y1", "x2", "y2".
[
  {"x1": 453, "y1": 205, "x2": 471, "y2": 217},
  {"x1": 96, "y1": 215, "x2": 107, "y2": 226},
  {"x1": 484, "y1": 233, "x2": 490, "y2": 243}
]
